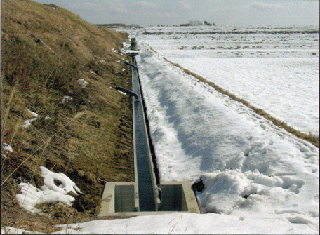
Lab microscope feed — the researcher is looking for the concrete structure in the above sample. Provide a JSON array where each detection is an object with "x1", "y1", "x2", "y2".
[
  {"x1": 99, "y1": 38, "x2": 200, "y2": 216},
  {"x1": 99, "y1": 181, "x2": 200, "y2": 216}
]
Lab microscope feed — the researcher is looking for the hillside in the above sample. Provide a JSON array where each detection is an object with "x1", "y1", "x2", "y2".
[{"x1": 1, "y1": 0, "x2": 134, "y2": 232}]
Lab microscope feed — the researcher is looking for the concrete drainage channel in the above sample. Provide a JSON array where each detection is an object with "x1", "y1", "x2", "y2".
[{"x1": 99, "y1": 39, "x2": 200, "y2": 216}]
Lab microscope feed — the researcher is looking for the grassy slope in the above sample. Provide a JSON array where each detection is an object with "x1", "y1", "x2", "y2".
[{"x1": 1, "y1": 0, "x2": 134, "y2": 232}]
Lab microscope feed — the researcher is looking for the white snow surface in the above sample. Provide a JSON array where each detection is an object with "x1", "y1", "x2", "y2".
[
  {"x1": 1, "y1": 227, "x2": 41, "y2": 234},
  {"x1": 172, "y1": 57, "x2": 319, "y2": 135},
  {"x1": 52, "y1": 212, "x2": 318, "y2": 234},
  {"x1": 15, "y1": 167, "x2": 81, "y2": 213},
  {"x1": 131, "y1": 25, "x2": 319, "y2": 135}
]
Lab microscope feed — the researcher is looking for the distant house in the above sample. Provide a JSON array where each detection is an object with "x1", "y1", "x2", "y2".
[
  {"x1": 188, "y1": 20, "x2": 203, "y2": 26},
  {"x1": 180, "y1": 20, "x2": 203, "y2": 27}
]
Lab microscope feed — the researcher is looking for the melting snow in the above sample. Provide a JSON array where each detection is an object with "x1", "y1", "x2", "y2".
[
  {"x1": 2, "y1": 143, "x2": 13, "y2": 152},
  {"x1": 21, "y1": 118, "x2": 37, "y2": 128},
  {"x1": 117, "y1": 90, "x2": 127, "y2": 95},
  {"x1": 1, "y1": 227, "x2": 40, "y2": 234},
  {"x1": 77, "y1": 78, "x2": 88, "y2": 88},
  {"x1": 27, "y1": 109, "x2": 38, "y2": 117},
  {"x1": 21, "y1": 109, "x2": 39, "y2": 128},
  {"x1": 61, "y1": 95, "x2": 73, "y2": 104},
  {"x1": 15, "y1": 167, "x2": 81, "y2": 213}
]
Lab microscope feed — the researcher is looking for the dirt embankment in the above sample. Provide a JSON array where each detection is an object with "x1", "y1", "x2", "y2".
[{"x1": 1, "y1": 0, "x2": 133, "y2": 232}]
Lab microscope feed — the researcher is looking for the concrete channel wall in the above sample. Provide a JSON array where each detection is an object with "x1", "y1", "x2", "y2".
[{"x1": 99, "y1": 39, "x2": 200, "y2": 216}]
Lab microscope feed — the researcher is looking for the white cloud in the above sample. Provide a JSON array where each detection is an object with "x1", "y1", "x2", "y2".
[
  {"x1": 83, "y1": 2, "x2": 98, "y2": 7},
  {"x1": 33, "y1": 0, "x2": 319, "y2": 26},
  {"x1": 252, "y1": 1, "x2": 283, "y2": 10},
  {"x1": 137, "y1": 1, "x2": 158, "y2": 8},
  {"x1": 179, "y1": 1, "x2": 192, "y2": 10},
  {"x1": 107, "y1": 0, "x2": 129, "y2": 14},
  {"x1": 66, "y1": 2, "x2": 99, "y2": 10}
]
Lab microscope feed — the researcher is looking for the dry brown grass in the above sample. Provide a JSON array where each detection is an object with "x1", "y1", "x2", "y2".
[
  {"x1": 1, "y1": 0, "x2": 134, "y2": 233},
  {"x1": 150, "y1": 49, "x2": 319, "y2": 148}
]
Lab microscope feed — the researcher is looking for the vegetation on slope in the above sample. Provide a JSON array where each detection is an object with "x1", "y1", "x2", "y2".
[{"x1": 1, "y1": 0, "x2": 134, "y2": 232}]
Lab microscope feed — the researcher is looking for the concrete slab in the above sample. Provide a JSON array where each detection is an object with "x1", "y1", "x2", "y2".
[
  {"x1": 99, "y1": 52, "x2": 200, "y2": 217},
  {"x1": 99, "y1": 181, "x2": 200, "y2": 216},
  {"x1": 160, "y1": 181, "x2": 200, "y2": 214},
  {"x1": 99, "y1": 182, "x2": 138, "y2": 216}
]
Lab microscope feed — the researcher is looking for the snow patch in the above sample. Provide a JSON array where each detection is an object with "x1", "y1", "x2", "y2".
[
  {"x1": 40, "y1": 166, "x2": 81, "y2": 195},
  {"x1": 27, "y1": 109, "x2": 38, "y2": 117},
  {"x1": 117, "y1": 90, "x2": 127, "y2": 96},
  {"x1": 1, "y1": 227, "x2": 40, "y2": 234},
  {"x1": 2, "y1": 143, "x2": 13, "y2": 152},
  {"x1": 61, "y1": 95, "x2": 73, "y2": 104},
  {"x1": 21, "y1": 109, "x2": 39, "y2": 128},
  {"x1": 21, "y1": 118, "x2": 37, "y2": 128},
  {"x1": 16, "y1": 167, "x2": 81, "y2": 213},
  {"x1": 196, "y1": 170, "x2": 310, "y2": 214},
  {"x1": 196, "y1": 171, "x2": 251, "y2": 214},
  {"x1": 77, "y1": 79, "x2": 88, "y2": 88}
]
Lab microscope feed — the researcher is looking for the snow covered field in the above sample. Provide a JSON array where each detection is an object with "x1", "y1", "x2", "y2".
[
  {"x1": 4, "y1": 26, "x2": 319, "y2": 234},
  {"x1": 134, "y1": 25, "x2": 319, "y2": 136},
  {"x1": 52, "y1": 30, "x2": 319, "y2": 233},
  {"x1": 53, "y1": 26, "x2": 318, "y2": 234},
  {"x1": 78, "y1": 26, "x2": 318, "y2": 234}
]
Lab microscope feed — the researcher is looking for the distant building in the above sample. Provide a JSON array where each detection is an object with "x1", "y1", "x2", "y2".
[
  {"x1": 189, "y1": 20, "x2": 203, "y2": 26},
  {"x1": 180, "y1": 20, "x2": 203, "y2": 27}
]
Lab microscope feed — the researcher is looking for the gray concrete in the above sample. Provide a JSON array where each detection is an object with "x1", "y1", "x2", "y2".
[
  {"x1": 99, "y1": 181, "x2": 200, "y2": 216},
  {"x1": 99, "y1": 42, "x2": 200, "y2": 216},
  {"x1": 132, "y1": 55, "x2": 158, "y2": 212},
  {"x1": 160, "y1": 184, "x2": 187, "y2": 211},
  {"x1": 160, "y1": 181, "x2": 200, "y2": 214},
  {"x1": 133, "y1": 98, "x2": 157, "y2": 211},
  {"x1": 99, "y1": 182, "x2": 138, "y2": 216},
  {"x1": 114, "y1": 185, "x2": 136, "y2": 213}
]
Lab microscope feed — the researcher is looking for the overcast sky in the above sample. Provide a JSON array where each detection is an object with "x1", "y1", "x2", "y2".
[{"x1": 33, "y1": 0, "x2": 319, "y2": 27}]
